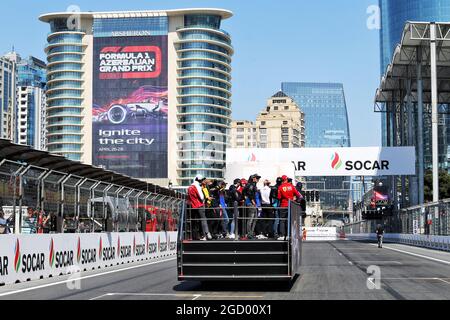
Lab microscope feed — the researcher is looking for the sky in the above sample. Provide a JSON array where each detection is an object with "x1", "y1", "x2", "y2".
[{"x1": 0, "y1": 0, "x2": 382, "y2": 147}]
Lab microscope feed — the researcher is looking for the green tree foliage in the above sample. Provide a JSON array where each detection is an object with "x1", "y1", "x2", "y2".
[{"x1": 424, "y1": 170, "x2": 450, "y2": 202}]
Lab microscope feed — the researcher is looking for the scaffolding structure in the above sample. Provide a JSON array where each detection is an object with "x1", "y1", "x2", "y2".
[{"x1": 375, "y1": 22, "x2": 450, "y2": 208}]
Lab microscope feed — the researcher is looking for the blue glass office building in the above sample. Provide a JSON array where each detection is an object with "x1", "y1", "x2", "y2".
[
  {"x1": 281, "y1": 82, "x2": 350, "y2": 148},
  {"x1": 281, "y1": 82, "x2": 351, "y2": 216}
]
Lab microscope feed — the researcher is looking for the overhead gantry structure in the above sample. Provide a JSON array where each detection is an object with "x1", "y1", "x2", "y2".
[{"x1": 375, "y1": 21, "x2": 450, "y2": 207}]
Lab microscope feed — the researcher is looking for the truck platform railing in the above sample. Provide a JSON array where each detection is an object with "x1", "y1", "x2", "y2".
[{"x1": 177, "y1": 201, "x2": 303, "y2": 281}]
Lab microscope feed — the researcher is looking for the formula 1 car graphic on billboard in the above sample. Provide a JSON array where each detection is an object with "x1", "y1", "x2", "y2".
[{"x1": 93, "y1": 85, "x2": 168, "y2": 125}]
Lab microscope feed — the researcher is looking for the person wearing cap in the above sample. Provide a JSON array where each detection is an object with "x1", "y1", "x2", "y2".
[
  {"x1": 203, "y1": 179, "x2": 217, "y2": 238},
  {"x1": 257, "y1": 179, "x2": 273, "y2": 240},
  {"x1": 227, "y1": 179, "x2": 242, "y2": 239},
  {"x1": 187, "y1": 175, "x2": 212, "y2": 240},
  {"x1": 271, "y1": 177, "x2": 283, "y2": 238},
  {"x1": 242, "y1": 174, "x2": 261, "y2": 239},
  {"x1": 217, "y1": 181, "x2": 232, "y2": 238},
  {"x1": 209, "y1": 180, "x2": 229, "y2": 239},
  {"x1": 277, "y1": 175, "x2": 301, "y2": 240}
]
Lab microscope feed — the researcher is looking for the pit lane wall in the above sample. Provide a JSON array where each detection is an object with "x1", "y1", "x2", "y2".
[
  {"x1": 346, "y1": 233, "x2": 450, "y2": 252},
  {"x1": 0, "y1": 232, "x2": 177, "y2": 286}
]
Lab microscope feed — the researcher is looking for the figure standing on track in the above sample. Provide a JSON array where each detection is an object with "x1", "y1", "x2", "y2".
[
  {"x1": 277, "y1": 175, "x2": 301, "y2": 241},
  {"x1": 376, "y1": 224, "x2": 385, "y2": 248}
]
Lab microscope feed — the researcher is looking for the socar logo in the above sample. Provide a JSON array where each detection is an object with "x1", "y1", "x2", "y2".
[{"x1": 331, "y1": 152, "x2": 343, "y2": 170}]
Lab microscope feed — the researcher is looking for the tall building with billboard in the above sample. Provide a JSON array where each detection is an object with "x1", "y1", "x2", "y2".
[
  {"x1": 281, "y1": 82, "x2": 351, "y2": 219},
  {"x1": 379, "y1": 0, "x2": 450, "y2": 169},
  {"x1": 40, "y1": 9, "x2": 233, "y2": 186}
]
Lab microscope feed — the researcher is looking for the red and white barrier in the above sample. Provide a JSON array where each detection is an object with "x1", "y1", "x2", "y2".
[{"x1": 0, "y1": 232, "x2": 177, "y2": 286}]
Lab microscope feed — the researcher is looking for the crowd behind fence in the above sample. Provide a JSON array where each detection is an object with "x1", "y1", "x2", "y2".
[
  {"x1": 0, "y1": 159, "x2": 183, "y2": 235},
  {"x1": 345, "y1": 199, "x2": 450, "y2": 236}
]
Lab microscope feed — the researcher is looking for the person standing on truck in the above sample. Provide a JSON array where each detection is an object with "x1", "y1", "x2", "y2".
[
  {"x1": 203, "y1": 179, "x2": 217, "y2": 238},
  {"x1": 227, "y1": 179, "x2": 242, "y2": 239},
  {"x1": 243, "y1": 174, "x2": 261, "y2": 240},
  {"x1": 218, "y1": 181, "x2": 232, "y2": 239},
  {"x1": 187, "y1": 175, "x2": 212, "y2": 241},
  {"x1": 277, "y1": 175, "x2": 301, "y2": 241},
  {"x1": 271, "y1": 177, "x2": 283, "y2": 238},
  {"x1": 257, "y1": 179, "x2": 273, "y2": 240}
]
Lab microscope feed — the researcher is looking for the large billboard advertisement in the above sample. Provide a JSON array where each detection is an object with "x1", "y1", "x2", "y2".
[{"x1": 93, "y1": 35, "x2": 168, "y2": 178}]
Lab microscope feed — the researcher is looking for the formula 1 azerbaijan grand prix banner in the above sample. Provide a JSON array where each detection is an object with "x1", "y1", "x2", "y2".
[{"x1": 92, "y1": 34, "x2": 168, "y2": 178}]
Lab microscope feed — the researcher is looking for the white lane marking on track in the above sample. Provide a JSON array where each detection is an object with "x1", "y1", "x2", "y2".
[
  {"x1": 90, "y1": 293, "x2": 112, "y2": 301},
  {"x1": 348, "y1": 261, "x2": 354, "y2": 265},
  {"x1": 437, "y1": 278, "x2": 450, "y2": 285},
  {"x1": 369, "y1": 244, "x2": 450, "y2": 265},
  {"x1": 381, "y1": 277, "x2": 450, "y2": 281},
  {"x1": 367, "y1": 278, "x2": 376, "y2": 287},
  {"x1": 0, "y1": 258, "x2": 176, "y2": 298},
  {"x1": 90, "y1": 293, "x2": 263, "y2": 300},
  {"x1": 352, "y1": 261, "x2": 402, "y2": 265}
]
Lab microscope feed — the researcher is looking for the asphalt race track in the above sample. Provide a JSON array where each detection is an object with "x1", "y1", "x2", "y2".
[{"x1": 1, "y1": 240, "x2": 450, "y2": 300}]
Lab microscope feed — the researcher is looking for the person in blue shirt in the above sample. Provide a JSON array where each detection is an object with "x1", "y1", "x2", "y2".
[{"x1": 218, "y1": 181, "x2": 233, "y2": 239}]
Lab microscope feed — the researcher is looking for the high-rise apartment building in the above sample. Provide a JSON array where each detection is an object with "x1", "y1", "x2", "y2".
[
  {"x1": 230, "y1": 120, "x2": 256, "y2": 148},
  {"x1": 40, "y1": 9, "x2": 233, "y2": 186},
  {"x1": 16, "y1": 55, "x2": 47, "y2": 149},
  {"x1": 230, "y1": 91, "x2": 305, "y2": 149},
  {"x1": 0, "y1": 54, "x2": 17, "y2": 141}
]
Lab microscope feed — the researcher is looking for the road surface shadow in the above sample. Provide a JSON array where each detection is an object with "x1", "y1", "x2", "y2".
[{"x1": 173, "y1": 275, "x2": 299, "y2": 293}]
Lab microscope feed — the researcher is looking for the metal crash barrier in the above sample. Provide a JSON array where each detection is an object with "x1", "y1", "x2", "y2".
[{"x1": 0, "y1": 158, "x2": 184, "y2": 235}]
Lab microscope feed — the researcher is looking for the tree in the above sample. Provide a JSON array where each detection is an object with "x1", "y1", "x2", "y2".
[{"x1": 424, "y1": 170, "x2": 450, "y2": 202}]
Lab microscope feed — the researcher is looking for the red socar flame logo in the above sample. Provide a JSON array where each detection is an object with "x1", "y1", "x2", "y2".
[
  {"x1": 331, "y1": 152, "x2": 343, "y2": 170},
  {"x1": 117, "y1": 237, "x2": 121, "y2": 257},
  {"x1": 77, "y1": 237, "x2": 81, "y2": 263},
  {"x1": 49, "y1": 238, "x2": 55, "y2": 267},
  {"x1": 99, "y1": 238, "x2": 103, "y2": 259},
  {"x1": 14, "y1": 239, "x2": 21, "y2": 272}
]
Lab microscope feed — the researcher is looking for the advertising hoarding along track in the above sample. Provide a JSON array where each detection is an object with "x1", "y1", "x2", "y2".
[
  {"x1": 92, "y1": 26, "x2": 168, "y2": 179},
  {"x1": 0, "y1": 232, "x2": 177, "y2": 286},
  {"x1": 227, "y1": 147, "x2": 416, "y2": 177}
]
